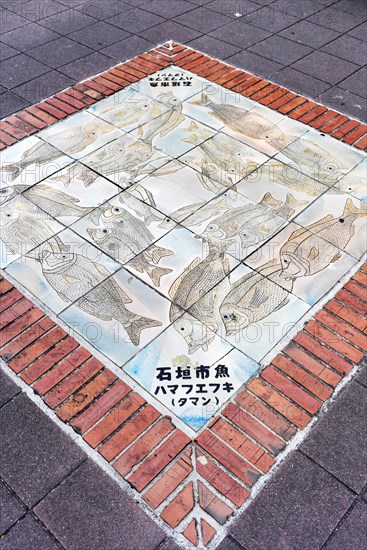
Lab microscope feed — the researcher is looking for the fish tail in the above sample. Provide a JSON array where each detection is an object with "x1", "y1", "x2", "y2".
[
  {"x1": 145, "y1": 212, "x2": 161, "y2": 225},
  {"x1": 181, "y1": 134, "x2": 199, "y2": 144},
  {"x1": 260, "y1": 192, "x2": 282, "y2": 210},
  {"x1": 124, "y1": 315, "x2": 162, "y2": 346},
  {"x1": 190, "y1": 92, "x2": 209, "y2": 106},
  {"x1": 343, "y1": 198, "x2": 367, "y2": 219},
  {"x1": 1, "y1": 163, "x2": 21, "y2": 181},
  {"x1": 148, "y1": 246, "x2": 174, "y2": 264},
  {"x1": 151, "y1": 266, "x2": 173, "y2": 287},
  {"x1": 284, "y1": 193, "x2": 308, "y2": 208}
]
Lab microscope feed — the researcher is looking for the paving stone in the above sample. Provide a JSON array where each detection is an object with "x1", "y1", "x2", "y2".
[
  {"x1": 348, "y1": 21, "x2": 367, "y2": 41},
  {"x1": 141, "y1": 0, "x2": 197, "y2": 18},
  {"x1": 187, "y1": 35, "x2": 242, "y2": 59},
  {"x1": 280, "y1": 19, "x2": 340, "y2": 47},
  {"x1": 11, "y1": 0, "x2": 67, "y2": 22},
  {"x1": 291, "y1": 50, "x2": 360, "y2": 85},
  {"x1": 338, "y1": 66, "x2": 367, "y2": 98},
  {"x1": 141, "y1": 20, "x2": 202, "y2": 44},
  {"x1": 325, "y1": 501, "x2": 367, "y2": 550},
  {"x1": 0, "y1": 480, "x2": 26, "y2": 533},
  {"x1": 272, "y1": 66, "x2": 332, "y2": 98},
  {"x1": 318, "y1": 86, "x2": 367, "y2": 122},
  {"x1": 271, "y1": 0, "x2": 326, "y2": 17},
  {"x1": 105, "y1": 8, "x2": 165, "y2": 33},
  {"x1": 175, "y1": 6, "x2": 233, "y2": 33},
  {"x1": 39, "y1": 9, "x2": 98, "y2": 34},
  {"x1": 243, "y1": 5, "x2": 299, "y2": 32},
  {"x1": 301, "y1": 381, "x2": 367, "y2": 493},
  {"x1": 0, "y1": 369, "x2": 21, "y2": 408},
  {"x1": 307, "y1": 6, "x2": 365, "y2": 32},
  {"x1": 225, "y1": 50, "x2": 284, "y2": 78},
  {"x1": 34, "y1": 459, "x2": 166, "y2": 550},
  {"x1": 217, "y1": 535, "x2": 244, "y2": 549},
  {"x1": 59, "y1": 51, "x2": 115, "y2": 79},
  {"x1": 0, "y1": 90, "x2": 30, "y2": 117},
  {"x1": 67, "y1": 20, "x2": 131, "y2": 49},
  {"x1": 0, "y1": 41, "x2": 18, "y2": 60},
  {"x1": 0, "y1": 513, "x2": 59, "y2": 550},
  {"x1": 229, "y1": 452, "x2": 355, "y2": 549},
  {"x1": 248, "y1": 35, "x2": 312, "y2": 65},
  {"x1": 322, "y1": 34, "x2": 367, "y2": 66},
  {"x1": 74, "y1": 0, "x2": 132, "y2": 21},
  {"x1": 12, "y1": 70, "x2": 74, "y2": 103},
  {"x1": 206, "y1": 0, "x2": 260, "y2": 17},
  {"x1": 28, "y1": 36, "x2": 93, "y2": 68},
  {"x1": 0, "y1": 394, "x2": 85, "y2": 507},
  {"x1": 0, "y1": 9, "x2": 28, "y2": 33},
  {"x1": 333, "y1": 0, "x2": 367, "y2": 16},
  {"x1": 0, "y1": 52, "x2": 49, "y2": 88},
  {"x1": 209, "y1": 19, "x2": 272, "y2": 48},
  {"x1": 101, "y1": 35, "x2": 155, "y2": 61},
  {"x1": 157, "y1": 537, "x2": 182, "y2": 550},
  {"x1": 356, "y1": 358, "x2": 367, "y2": 388},
  {"x1": 0, "y1": 22, "x2": 60, "y2": 50}
]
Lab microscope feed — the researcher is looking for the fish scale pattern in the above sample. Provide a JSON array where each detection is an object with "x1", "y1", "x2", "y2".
[{"x1": 0, "y1": 43, "x2": 367, "y2": 548}]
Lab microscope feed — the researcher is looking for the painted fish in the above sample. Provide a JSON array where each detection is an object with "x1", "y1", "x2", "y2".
[
  {"x1": 87, "y1": 227, "x2": 137, "y2": 263},
  {"x1": 190, "y1": 273, "x2": 231, "y2": 335},
  {"x1": 128, "y1": 252, "x2": 173, "y2": 287},
  {"x1": 172, "y1": 313, "x2": 216, "y2": 355},
  {"x1": 0, "y1": 141, "x2": 64, "y2": 182},
  {"x1": 0, "y1": 184, "x2": 29, "y2": 204},
  {"x1": 49, "y1": 163, "x2": 98, "y2": 188},
  {"x1": 220, "y1": 261, "x2": 294, "y2": 336},
  {"x1": 96, "y1": 96, "x2": 165, "y2": 128},
  {"x1": 266, "y1": 161, "x2": 333, "y2": 196},
  {"x1": 137, "y1": 92, "x2": 185, "y2": 143},
  {"x1": 280, "y1": 198, "x2": 367, "y2": 279},
  {"x1": 190, "y1": 92, "x2": 284, "y2": 140},
  {"x1": 45, "y1": 119, "x2": 116, "y2": 156},
  {"x1": 118, "y1": 189, "x2": 161, "y2": 225},
  {"x1": 23, "y1": 184, "x2": 94, "y2": 218}
]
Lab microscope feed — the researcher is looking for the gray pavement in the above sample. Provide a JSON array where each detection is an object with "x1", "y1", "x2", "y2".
[{"x1": 0, "y1": 0, "x2": 366, "y2": 120}]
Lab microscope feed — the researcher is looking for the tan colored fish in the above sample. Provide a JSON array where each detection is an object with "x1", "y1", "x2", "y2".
[
  {"x1": 23, "y1": 184, "x2": 93, "y2": 218},
  {"x1": 128, "y1": 253, "x2": 173, "y2": 287},
  {"x1": 0, "y1": 184, "x2": 29, "y2": 204},
  {"x1": 280, "y1": 199, "x2": 367, "y2": 279},
  {"x1": 172, "y1": 313, "x2": 215, "y2": 355},
  {"x1": 45, "y1": 119, "x2": 115, "y2": 155},
  {"x1": 0, "y1": 141, "x2": 64, "y2": 181}
]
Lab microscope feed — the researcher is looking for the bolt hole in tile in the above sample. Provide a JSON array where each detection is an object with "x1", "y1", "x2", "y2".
[{"x1": 1, "y1": 64, "x2": 366, "y2": 433}]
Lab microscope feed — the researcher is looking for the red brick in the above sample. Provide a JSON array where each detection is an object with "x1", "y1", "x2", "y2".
[
  {"x1": 309, "y1": 110, "x2": 339, "y2": 129},
  {"x1": 0, "y1": 298, "x2": 32, "y2": 329},
  {"x1": 354, "y1": 135, "x2": 367, "y2": 150},
  {"x1": 332, "y1": 120, "x2": 359, "y2": 139},
  {"x1": 236, "y1": 390, "x2": 296, "y2": 440},
  {"x1": 139, "y1": 53, "x2": 168, "y2": 68},
  {"x1": 197, "y1": 430, "x2": 261, "y2": 487},
  {"x1": 278, "y1": 96, "x2": 308, "y2": 114},
  {"x1": 222, "y1": 402, "x2": 285, "y2": 455},
  {"x1": 288, "y1": 100, "x2": 318, "y2": 120},
  {"x1": 196, "y1": 449, "x2": 249, "y2": 506},
  {"x1": 211, "y1": 418, "x2": 274, "y2": 472},
  {"x1": 207, "y1": 66, "x2": 235, "y2": 82},
  {"x1": 198, "y1": 481, "x2": 233, "y2": 525},
  {"x1": 21, "y1": 337, "x2": 79, "y2": 384},
  {"x1": 261, "y1": 366, "x2": 322, "y2": 415},
  {"x1": 305, "y1": 320, "x2": 364, "y2": 364},
  {"x1": 98, "y1": 405, "x2": 160, "y2": 461},
  {"x1": 223, "y1": 72, "x2": 251, "y2": 90},
  {"x1": 110, "y1": 68, "x2": 139, "y2": 84},
  {"x1": 0, "y1": 280, "x2": 13, "y2": 295},
  {"x1": 172, "y1": 48, "x2": 197, "y2": 63},
  {"x1": 6, "y1": 116, "x2": 38, "y2": 135},
  {"x1": 17, "y1": 111, "x2": 47, "y2": 129},
  {"x1": 0, "y1": 131, "x2": 17, "y2": 145},
  {"x1": 182, "y1": 519, "x2": 197, "y2": 546},
  {"x1": 250, "y1": 83, "x2": 279, "y2": 101},
  {"x1": 26, "y1": 106, "x2": 57, "y2": 125},
  {"x1": 335, "y1": 288, "x2": 367, "y2": 316},
  {"x1": 353, "y1": 271, "x2": 367, "y2": 285},
  {"x1": 94, "y1": 76, "x2": 121, "y2": 92},
  {"x1": 343, "y1": 124, "x2": 367, "y2": 145},
  {"x1": 143, "y1": 449, "x2": 192, "y2": 509},
  {"x1": 242, "y1": 79, "x2": 270, "y2": 98},
  {"x1": 325, "y1": 299, "x2": 367, "y2": 332},
  {"x1": 215, "y1": 68, "x2": 242, "y2": 86},
  {"x1": 32, "y1": 347, "x2": 91, "y2": 396},
  {"x1": 9, "y1": 326, "x2": 67, "y2": 374},
  {"x1": 127, "y1": 59, "x2": 154, "y2": 75},
  {"x1": 35, "y1": 102, "x2": 68, "y2": 119},
  {"x1": 47, "y1": 97, "x2": 78, "y2": 114},
  {"x1": 298, "y1": 105, "x2": 327, "y2": 124},
  {"x1": 0, "y1": 308, "x2": 44, "y2": 347},
  {"x1": 272, "y1": 355, "x2": 333, "y2": 401},
  {"x1": 160, "y1": 482, "x2": 194, "y2": 528},
  {"x1": 102, "y1": 71, "x2": 130, "y2": 87},
  {"x1": 84, "y1": 392, "x2": 145, "y2": 448},
  {"x1": 315, "y1": 310, "x2": 367, "y2": 351},
  {"x1": 1, "y1": 318, "x2": 55, "y2": 361},
  {"x1": 0, "y1": 121, "x2": 27, "y2": 140},
  {"x1": 196, "y1": 60, "x2": 222, "y2": 76},
  {"x1": 247, "y1": 378, "x2": 311, "y2": 429},
  {"x1": 293, "y1": 332, "x2": 352, "y2": 375},
  {"x1": 182, "y1": 54, "x2": 210, "y2": 71},
  {"x1": 343, "y1": 280, "x2": 367, "y2": 303},
  {"x1": 127, "y1": 431, "x2": 190, "y2": 491},
  {"x1": 201, "y1": 519, "x2": 216, "y2": 545},
  {"x1": 120, "y1": 63, "x2": 146, "y2": 79},
  {"x1": 56, "y1": 92, "x2": 86, "y2": 110},
  {"x1": 71, "y1": 380, "x2": 131, "y2": 434},
  {"x1": 259, "y1": 87, "x2": 288, "y2": 106},
  {"x1": 233, "y1": 76, "x2": 261, "y2": 94},
  {"x1": 0, "y1": 288, "x2": 23, "y2": 313},
  {"x1": 44, "y1": 357, "x2": 103, "y2": 408},
  {"x1": 283, "y1": 342, "x2": 342, "y2": 387},
  {"x1": 321, "y1": 114, "x2": 349, "y2": 133},
  {"x1": 268, "y1": 91, "x2": 297, "y2": 110}
]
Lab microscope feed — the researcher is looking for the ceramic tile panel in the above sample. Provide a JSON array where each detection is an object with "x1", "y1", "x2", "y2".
[
  {"x1": 132, "y1": 66, "x2": 210, "y2": 101},
  {"x1": 335, "y1": 158, "x2": 367, "y2": 203},
  {"x1": 39, "y1": 111, "x2": 124, "y2": 160}
]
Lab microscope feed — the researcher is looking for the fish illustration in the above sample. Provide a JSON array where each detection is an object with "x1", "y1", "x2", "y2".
[
  {"x1": 220, "y1": 262, "x2": 294, "y2": 337},
  {"x1": 0, "y1": 184, "x2": 29, "y2": 204},
  {"x1": 168, "y1": 239, "x2": 231, "y2": 323},
  {"x1": 190, "y1": 92, "x2": 285, "y2": 141},
  {"x1": 76, "y1": 278, "x2": 162, "y2": 346},
  {"x1": 128, "y1": 253, "x2": 173, "y2": 287},
  {"x1": 0, "y1": 141, "x2": 65, "y2": 182},
  {"x1": 23, "y1": 184, "x2": 94, "y2": 218},
  {"x1": 118, "y1": 189, "x2": 161, "y2": 225},
  {"x1": 49, "y1": 163, "x2": 98, "y2": 188},
  {"x1": 96, "y1": 96, "x2": 165, "y2": 128},
  {"x1": 280, "y1": 199, "x2": 367, "y2": 279},
  {"x1": 264, "y1": 161, "x2": 333, "y2": 196},
  {"x1": 190, "y1": 273, "x2": 232, "y2": 337},
  {"x1": 87, "y1": 227, "x2": 137, "y2": 263},
  {"x1": 172, "y1": 313, "x2": 215, "y2": 355},
  {"x1": 45, "y1": 119, "x2": 116, "y2": 156},
  {"x1": 136, "y1": 92, "x2": 185, "y2": 143}
]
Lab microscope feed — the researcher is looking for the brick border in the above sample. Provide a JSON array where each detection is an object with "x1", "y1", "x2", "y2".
[{"x1": 1, "y1": 42, "x2": 367, "y2": 547}]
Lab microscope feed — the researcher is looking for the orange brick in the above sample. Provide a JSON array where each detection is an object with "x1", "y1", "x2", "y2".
[
  {"x1": 21, "y1": 337, "x2": 79, "y2": 384},
  {"x1": 127, "y1": 431, "x2": 190, "y2": 491},
  {"x1": 143, "y1": 450, "x2": 192, "y2": 509},
  {"x1": 298, "y1": 105, "x2": 327, "y2": 124},
  {"x1": 332, "y1": 120, "x2": 359, "y2": 139},
  {"x1": 259, "y1": 87, "x2": 287, "y2": 106},
  {"x1": 305, "y1": 320, "x2": 364, "y2": 364},
  {"x1": 354, "y1": 135, "x2": 367, "y2": 150},
  {"x1": 223, "y1": 402, "x2": 285, "y2": 455},
  {"x1": 1, "y1": 318, "x2": 55, "y2": 361},
  {"x1": 198, "y1": 481, "x2": 233, "y2": 525},
  {"x1": 278, "y1": 96, "x2": 308, "y2": 114},
  {"x1": 293, "y1": 332, "x2": 353, "y2": 375},
  {"x1": 35, "y1": 102, "x2": 67, "y2": 119},
  {"x1": 268, "y1": 91, "x2": 297, "y2": 110},
  {"x1": 47, "y1": 97, "x2": 77, "y2": 114},
  {"x1": 7, "y1": 116, "x2": 38, "y2": 135},
  {"x1": 335, "y1": 288, "x2": 367, "y2": 316},
  {"x1": 321, "y1": 114, "x2": 349, "y2": 133},
  {"x1": 26, "y1": 106, "x2": 57, "y2": 125},
  {"x1": 10, "y1": 326, "x2": 67, "y2": 374},
  {"x1": 283, "y1": 342, "x2": 342, "y2": 387},
  {"x1": 233, "y1": 76, "x2": 261, "y2": 94},
  {"x1": 309, "y1": 110, "x2": 338, "y2": 129},
  {"x1": 223, "y1": 72, "x2": 251, "y2": 90},
  {"x1": 160, "y1": 482, "x2": 194, "y2": 528},
  {"x1": 196, "y1": 449, "x2": 249, "y2": 507},
  {"x1": 17, "y1": 111, "x2": 47, "y2": 129},
  {"x1": 201, "y1": 519, "x2": 216, "y2": 545},
  {"x1": 251, "y1": 83, "x2": 279, "y2": 101},
  {"x1": 315, "y1": 310, "x2": 367, "y2": 351},
  {"x1": 353, "y1": 271, "x2": 367, "y2": 285},
  {"x1": 197, "y1": 430, "x2": 261, "y2": 487},
  {"x1": 98, "y1": 405, "x2": 160, "y2": 461},
  {"x1": 182, "y1": 519, "x2": 197, "y2": 545},
  {"x1": 247, "y1": 378, "x2": 311, "y2": 429},
  {"x1": 242, "y1": 79, "x2": 270, "y2": 98},
  {"x1": 0, "y1": 308, "x2": 44, "y2": 347},
  {"x1": 0, "y1": 298, "x2": 34, "y2": 329},
  {"x1": 84, "y1": 392, "x2": 145, "y2": 448},
  {"x1": 0, "y1": 288, "x2": 23, "y2": 313},
  {"x1": 325, "y1": 299, "x2": 367, "y2": 332}
]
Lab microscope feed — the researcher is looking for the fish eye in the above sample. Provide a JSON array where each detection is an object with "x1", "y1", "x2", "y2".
[
  {"x1": 0, "y1": 189, "x2": 7, "y2": 194},
  {"x1": 348, "y1": 187, "x2": 352, "y2": 191},
  {"x1": 339, "y1": 218, "x2": 344, "y2": 223},
  {"x1": 119, "y1": 220, "x2": 124, "y2": 225},
  {"x1": 6, "y1": 213, "x2": 12, "y2": 217},
  {"x1": 112, "y1": 207, "x2": 121, "y2": 213},
  {"x1": 283, "y1": 259, "x2": 288, "y2": 263},
  {"x1": 223, "y1": 314, "x2": 229, "y2": 320},
  {"x1": 62, "y1": 254, "x2": 67, "y2": 258},
  {"x1": 102, "y1": 229, "x2": 108, "y2": 233}
]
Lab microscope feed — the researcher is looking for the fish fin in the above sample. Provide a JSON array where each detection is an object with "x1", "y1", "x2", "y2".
[
  {"x1": 151, "y1": 266, "x2": 173, "y2": 287},
  {"x1": 308, "y1": 247, "x2": 319, "y2": 260},
  {"x1": 181, "y1": 133, "x2": 198, "y2": 144},
  {"x1": 1, "y1": 163, "x2": 21, "y2": 181},
  {"x1": 224, "y1": 259, "x2": 230, "y2": 274},
  {"x1": 331, "y1": 252, "x2": 342, "y2": 263},
  {"x1": 145, "y1": 213, "x2": 161, "y2": 225},
  {"x1": 59, "y1": 293, "x2": 71, "y2": 303},
  {"x1": 63, "y1": 274, "x2": 80, "y2": 284},
  {"x1": 260, "y1": 192, "x2": 282, "y2": 210},
  {"x1": 146, "y1": 246, "x2": 174, "y2": 264},
  {"x1": 249, "y1": 287, "x2": 269, "y2": 308},
  {"x1": 289, "y1": 226, "x2": 309, "y2": 240},
  {"x1": 110, "y1": 278, "x2": 133, "y2": 303},
  {"x1": 185, "y1": 121, "x2": 198, "y2": 132},
  {"x1": 350, "y1": 225, "x2": 355, "y2": 237},
  {"x1": 274, "y1": 296, "x2": 289, "y2": 311},
  {"x1": 159, "y1": 111, "x2": 185, "y2": 136},
  {"x1": 306, "y1": 214, "x2": 334, "y2": 230},
  {"x1": 137, "y1": 125, "x2": 144, "y2": 137},
  {"x1": 124, "y1": 316, "x2": 162, "y2": 346},
  {"x1": 108, "y1": 242, "x2": 120, "y2": 251},
  {"x1": 343, "y1": 198, "x2": 367, "y2": 218},
  {"x1": 284, "y1": 193, "x2": 308, "y2": 209},
  {"x1": 95, "y1": 263, "x2": 111, "y2": 278},
  {"x1": 168, "y1": 257, "x2": 201, "y2": 299}
]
